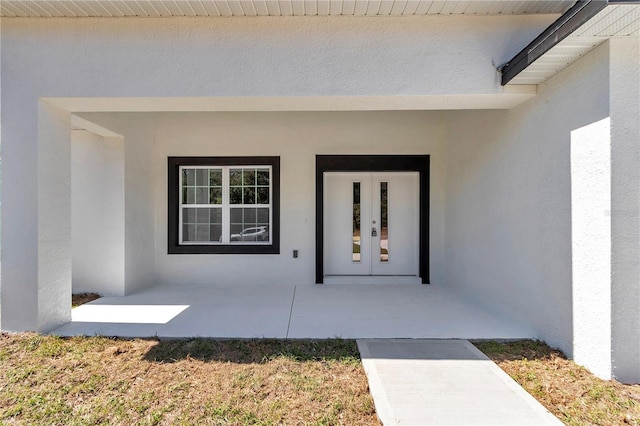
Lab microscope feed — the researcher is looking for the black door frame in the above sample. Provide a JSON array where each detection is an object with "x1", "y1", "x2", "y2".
[{"x1": 316, "y1": 155, "x2": 430, "y2": 284}]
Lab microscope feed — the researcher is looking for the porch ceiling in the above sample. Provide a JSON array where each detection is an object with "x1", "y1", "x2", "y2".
[
  {"x1": 1, "y1": 0, "x2": 575, "y2": 18},
  {"x1": 504, "y1": 1, "x2": 640, "y2": 85}
]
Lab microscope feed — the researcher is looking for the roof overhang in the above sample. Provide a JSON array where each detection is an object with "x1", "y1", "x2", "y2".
[
  {"x1": 1, "y1": 0, "x2": 575, "y2": 17},
  {"x1": 502, "y1": 0, "x2": 640, "y2": 85}
]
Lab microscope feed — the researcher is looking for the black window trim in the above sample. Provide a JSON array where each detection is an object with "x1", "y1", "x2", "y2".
[{"x1": 168, "y1": 156, "x2": 280, "y2": 254}]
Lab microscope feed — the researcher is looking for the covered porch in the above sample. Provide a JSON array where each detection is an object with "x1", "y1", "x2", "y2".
[
  {"x1": 2, "y1": 6, "x2": 639, "y2": 383},
  {"x1": 52, "y1": 283, "x2": 533, "y2": 339}
]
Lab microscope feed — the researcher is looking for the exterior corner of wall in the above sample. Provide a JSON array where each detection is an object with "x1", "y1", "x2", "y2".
[
  {"x1": 442, "y1": 42, "x2": 611, "y2": 359},
  {"x1": 37, "y1": 101, "x2": 73, "y2": 332},
  {"x1": 123, "y1": 116, "x2": 156, "y2": 295},
  {"x1": 570, "y1": 116, "x2": 612, "y2": 380},
  {"x1": 0, "y1": 15, "x2": 3, "y2": 330},
  {"x1": 609, "y1": 35, "x2": 640, "y2": 384}
]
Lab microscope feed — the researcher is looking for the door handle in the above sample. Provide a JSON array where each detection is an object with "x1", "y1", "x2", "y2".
[{"x1": 371, "y1": 227, "x2": 377, "y2": 237}]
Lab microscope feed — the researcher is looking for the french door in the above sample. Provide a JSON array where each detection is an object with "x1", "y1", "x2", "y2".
[{"x1": 323, "y1": 172, "x2": 419, "y2": 277}]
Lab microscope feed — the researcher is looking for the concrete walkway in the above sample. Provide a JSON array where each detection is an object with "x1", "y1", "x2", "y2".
[{"x1": 358, "y1": 339, "x2": 562, "y2": 425}]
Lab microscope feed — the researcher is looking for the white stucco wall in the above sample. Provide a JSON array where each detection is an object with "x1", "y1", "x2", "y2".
[
  {"x1": 79, "y1": 111, "x2": 447, "y2": 287},
  {"x1": 0, "y1": 15, "x2": 556, "y2": 331},
  {"x1": 37, "y1": 102, "x2": 73, "y2": 332},
  {"x1": 444, "y1": 42, "x2": 610, "y2": 358},
  {"x1": 1, "y1": 12, "x2": 638, "y2": 382},
  {"x1": 0, "y1": 16, "x2": 3, "y2": 329},
  {"x1": 74, "y1": 113, "x2": 156, "y2": 296},
  {"x1": 71, "y1": 130, "x2": 125, "y2": 296},
  {"x1": 570, "y1": 118, "x2": 612, "y2": 379},
  {"x1": 1, "y1": 15, "x2": 552, "y2": 99},
  {"x1": 609, "y1": 37, "x2": 640, "y2": 384}
]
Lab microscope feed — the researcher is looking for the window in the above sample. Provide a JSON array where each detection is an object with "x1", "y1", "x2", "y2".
[
  {"x1": 180, "y1": 166, "x2": 271, "y2": 245},
  {"x1": 168, "y1": 157, "x2": 280, "y2": 254}
]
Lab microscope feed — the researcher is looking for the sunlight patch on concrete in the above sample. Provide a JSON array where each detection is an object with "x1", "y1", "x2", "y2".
[{"x1": 72, "y1": 305, "x2": 189, "y2": 324}]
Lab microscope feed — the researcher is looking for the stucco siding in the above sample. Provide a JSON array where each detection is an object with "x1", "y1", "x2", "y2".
[
  {"x1": 0, "y1": 16, "x2": 3, "y2": 329},
  {"x1": 3, "y1": 14, "x2": 635, "y2": 382},
  {"x1": 71, "y1": 130, "x2": 125, "y2": 296},
  {"x1": 0, "y1": 16, "x2": 553, "y2": 98},
  {"x1": 609, "y1": 37, "x2": 640, "y2": 384},
  {"x1": 444, "y1": 42, "x2": 610, "y2": 358},
  {"x1": 79, "y1": 110, "x2": 447, "y2": 287},
  {"x1": 0, "y1": 14, "x2": 555, "y2": 330},
  {"x1": 74, "y1": 113, "x2": 157, "y2": 296}
]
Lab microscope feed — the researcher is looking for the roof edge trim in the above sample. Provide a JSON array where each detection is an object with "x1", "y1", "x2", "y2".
[{"x1": 501, "y1": 0, "x2": 609, "y2": 85}]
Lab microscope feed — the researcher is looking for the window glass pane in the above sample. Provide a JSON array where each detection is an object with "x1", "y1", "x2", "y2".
[
  {"x1": 257, "y1": 169, "x2": 269, "y2": 185},
  {"x1": 196, "y1": 224, "x2": 209, "y2": 241},
  {"x1": 380, "y1": 182, "x2": 388, "y2": 262},
  {"x1": 209, "y1": 208, "x2": 222, "y2": 224},
  {"x1": 196, "y1": 169, "x2": 207, "y2": 186},
  {"x1": 186, "y1": 188, "x2": 195, "y2": 204},
  {"x1": 229, "y1": 169, "x2": 242, "y2": 186},
  {"x1": 184, "y1": 208, "x2": 196, "y2": 223},
  {"x1": 244, "y1": 208, "x2": 257, "y2": 223},
  {"x1": 209, "y1": 225, "x2": 222, "y2": 242},
  {"x1": 243, "y1": 187, "x2": 255, "y2": 204},
  {"x1": 353, "y1": 182, "x2": 361, "y2": 263},
  {"x1": 209, "y1": 169, "x2": 222, "y2": 186},
  {"x1": 257, "y1": 187, "x2": 269, "y2": 204},
  {"x1": 209, "y1": 187, "x2": 222, "y2": 204},
  {"x1": 230, "y1": 208, "x2": 242, "y2": 224},
  {"x1": 230, "y1": 208, "x2": 245, "y2": 225},
  {"x1": 185, "y1": 169, "x2": 196, "y2": 186},
  {"x1": 196, "y1": 187, "x2": 208, "y2": 204},
  {"x1": 230, "y1": 207, "x2": 269, "y2": 243},
  {"x1": 230, "y1": 187, "x2": 242, "y2": 204},
  {"x1": 243, "y1": 169, "x2": 256, "y2": 185},
  {"x1": 183, "y1": 224, "x2": 196, "y2": 242},
  {"x1": 257, "y1": 208, "x2": 269, "y2": 223},
  {"x1": 196, "y1": 208, "x2": 209, "y2": 224}
]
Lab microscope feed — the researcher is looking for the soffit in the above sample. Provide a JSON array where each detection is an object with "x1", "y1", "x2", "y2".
[
  {"x1": 1, "y1": 0, "x2": 576, "y2": 17},
  {"x1": 507, "y1": 3, "x2": 640, "y2": 85}
]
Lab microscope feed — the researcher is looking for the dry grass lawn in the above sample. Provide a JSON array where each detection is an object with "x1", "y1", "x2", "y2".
[
  {"x1": 0, "y1": 334, "x2": 379, "y2": 425},
  {"x1": 475, "y1": 340, "x2": 640, "y2": 426},
  {"x1": 3, "y1": 293, "x2": 636, "y2": 425}
]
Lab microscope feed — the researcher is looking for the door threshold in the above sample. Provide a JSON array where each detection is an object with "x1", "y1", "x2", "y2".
[{"x1": 323, "y1": 275, "x2": 422, "y2": 285}]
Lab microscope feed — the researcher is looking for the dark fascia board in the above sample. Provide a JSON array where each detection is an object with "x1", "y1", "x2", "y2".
[{"x1": 501, "y1": 0, "x2": 609, "y2": 85}]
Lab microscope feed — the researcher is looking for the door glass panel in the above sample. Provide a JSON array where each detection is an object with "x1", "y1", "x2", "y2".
[
  {"x1": 353, "y1": 182, "x2": 361, "y2": 262},
  {"x1": 380, "y1": 182, "x2": 388, "y2": 262}
]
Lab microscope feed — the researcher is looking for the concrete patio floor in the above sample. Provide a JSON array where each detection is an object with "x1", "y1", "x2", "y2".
[{"x1": 53, "y1": 283, "x2": 535, "y2": 339}]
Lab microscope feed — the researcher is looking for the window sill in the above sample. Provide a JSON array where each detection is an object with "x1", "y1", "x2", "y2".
[{"x1": 168, "y1": 244, "x2": 280, "y2": 255}]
